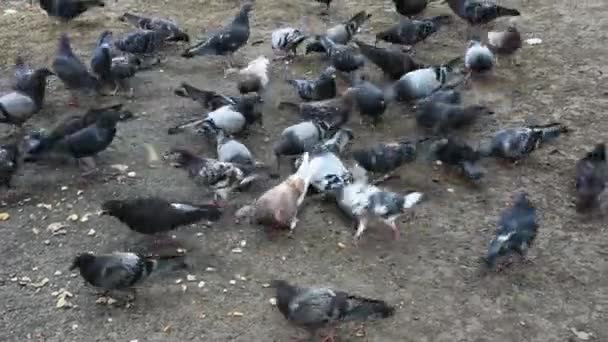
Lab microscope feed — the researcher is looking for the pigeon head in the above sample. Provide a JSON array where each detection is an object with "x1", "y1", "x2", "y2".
[
  {"x1": 100, "y1": 200, "x2": 126, "y2": 217},
  {"x1": 270, "y1": 280, "x2": 297, "y2": 317},
  {"x1": 320, "y1": 66, "x2": 337, "y2": 80},
  {"x1": 465, "y1": 104, "x2": 494, "y2": 116},
  {"x1": 236, "y1": 94, "x2": 263, "y2": 124},
  {"x1": 70, "y1": 252, "x2": 95, "y2": 271},
  {"x1": 168, "y1": 148, "x2": 201, "y2": 169},
  {"x1": 396, "y1": 141, "x2": 417, "y2": 161}
]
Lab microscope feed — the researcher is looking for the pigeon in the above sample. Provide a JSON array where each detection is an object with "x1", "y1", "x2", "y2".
[
  {"x1": 392, "y1": 0, "x2": 428, "y2": 17},
  {"x1": 271, "y1": 27, "x2": 308, "y2": 59},
  {"x1": 119, "y1": 12, "x2": 190, "y2": 42},
  {"x1": 181, "y1": 3, "x2": 253, "y2": 67},
  {"x1": 429, "y1": 138, "x2": 485, "y2": 180},
  {"x1": 101, "y1": 197, "x2": 222, "y2": 234},
  {"x1": 273, "y1": 120, "x2": 330, "y2": 171},
  {"x1": 52, "y1": 33, "x2": 100, "y2": 107},
  {"x1": 392, "y1": 57, "x2": 461, "y2": 101},
  {"x1": 233, "y1": 56, "x2": 269, "y2": 94},
  {"x1": 446, "y1": 0, "x2": 520, "y2": 27},
  {"x1": 271, "y1": 280, "x2": 395, "y2": 341},
  {"x1": 575, "y1": 144, "x2": 607, "y2": 213},
  {"x1": 485, "y1": 192, "x2": 538, "y2": 269},
  {"x1": 415, "y1": 101, "x2": 493, "y2": 134},
  {"x1": 286, "y1": 66, "x2": 337, "y2": 101},
  {"x1": 417, "y1": 88, "x2": 462, "y2": 105},
  {"x1": 316, "y1": 35, "x2": 365, "y2": 74},
  {"x1": 352, "y1": 140, "x2": 417, "y2": 182},
  {"x1": 213, "y1": 128, "x2": 255, "y2": 165},
  {"x1": 351, "y1": 75, "x2": 387, "y2": 124},
  {"x1": 0, "y1": 142, "x2": 19, "y2": 188},
  {"x1": 488, "y1": 24, "x2": 522, "y2": 64},
  {"x1": 305, "y1": 11, "x2": 372, "y2": 54},
  {"x1": 114, "y1": 29, "x2": 165, "y2": 58},
  {"x1": 313, "y1": 0, "x2": 333, "y2": 12},
  {"x1": 0, "y1": 62, "x2": 53, "y2": 126},
  {"x1": 334, "y1": 165, "x2": 424, "y2": 240},
  {"x1": 170, "y1": 148, "x2": 259, "y2": 200},
  {"x1": 465, "y1": 39, "x2": 494, "y2": 73},
  {"x1": 278, "y1": 88, "x2": 357, "y2": 128},
  {"x1": 70, "y1": 252, "x2": 185, "y2": 292},
  {"x1": 174, "y1": 82, "x2": 237, "y2": 111},
  {"x1": 91, "y1": 31, "x2": 140, "y2": 96},
  {"x1": 296, "y1": 128, "x2": 354, "y2": 193},
  {"x1": 354, "y1": 39, "x2": 424, "y2": 80},
  {"x1": 376, "y1": 15, "x2": 451, "y2": 47},
  {"x1": 38, "y1": 0, "x2": 105, "y2": 21},
  {"x1": 480, "y1": 123, "x2": 569, "y2": 162},
  {"x1": 254, "y1": 152, "x2": 314, "y2": 231}
]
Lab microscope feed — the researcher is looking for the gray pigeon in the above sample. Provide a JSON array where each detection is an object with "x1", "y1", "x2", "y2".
[
  {"x1": 317, "y1": 36, "x2": 365, "y2": 74},
  {"x1": 273, "y1": 120, "x2": 330, "y2": 171},
  {"x1": 352, "y1": 140, "x2": 417, "y2": 182},
  {"x1": 480, "y1": 123, "x2": 569, "y2": 162},
  {"x1": 465, "y1": 39, "x2": 494, "y2": 73},
  {"x1": 393, "y1": 0, "x2": 428, "y2": 17},
  {"x1": 429, "y1": 138, "x2": 485, "y2": 181},
  {"x1": 114, "y1": 29, "x2": 165, "y2": 58},
  {"x1": 415, "y1": 101, "x2": 493, "y2": 134},
  {"x1": 213, "y1": 128, "x2": 255, "y2": 165},
  {"x1": 38, "y1": 0, "x2": 105, "y2": 21},
  {"x1": 286, "y1": 66, "x2": 337, "y2": 101},
  {"x1": 575, "y1": 144, "x2": 607, "y2": 213},
  {"x1": 271, "y1": 279, "x2": 394, "y2": 341},
  {"x1": 354, "y1": 39, "x2": 424, "y2": 80},
  {"x1": 376, "y1": 15, "x2": 450, "y2": 47},
  {"x1": 91, "y1": 31, "x2": 140, "y2": 96},
  {"x1": 278, "y1": 89, "x2": 358, "y2": 128},
  {"x1": 351, "y1": 75, "x2": 387, "y2": 124},
  {"x1": 305, "y1": 11, "x2": 371, "y2": 54},
  {"x1": 174, "y1": 82, "x2": 237, "y2": 111},
  {"x1": 119, "y1": 12, "x2": 190, "y2": 42},
  {"x1": 181, "y1": 3, "x2": 253, "y2": 67},
  {"x1": 485, "y1": 192, "x2": 538, "y2": 269},
  {"x1": 446, "y1": 0, "x2": 520, "y2": 26},
  {"x1": 52, "y1": 33, "x2": 100, "y2": 107},
  {"x1": 70, "y1": 252, "x2": 185, "y2": 292},
  {"x1": 392, "y1": 57, "x2": 461, "y2": 101}
]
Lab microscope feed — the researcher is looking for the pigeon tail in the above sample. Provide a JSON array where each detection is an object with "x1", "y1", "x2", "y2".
[
  {"x1": 532, "y1": 122, "x2": 568, "y2": 143},
  {"x1": 343, "y1": 295, "x2": 395, "y2": 321},
  {"x1": 403, "y1": 192, "x2": 424, "y2": 209},
  {"x1": 430, "y1": 15, "x2": 452, "y2": 26},
  {"x1": 277, "y1": 101, "x2": 300, "y2": 112},
  {"x1": 145, "y1": 255, "x2": 188, "y2": 274},
  {"x1": 496, "y1": 6, "x2": 521, "y2": 18},
  {"x1": 587, "y1": 143, "x2": 606, "y2": 162}
]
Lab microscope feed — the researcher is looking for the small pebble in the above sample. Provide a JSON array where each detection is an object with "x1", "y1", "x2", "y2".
[
  {"x1": 87, "y1": 229, "x2": 96, "y2": 236},
  {"x1": 54, "y1": 271, "x2": 62, "y2": 276},
  {"x1": 186, "y1": 274, "x2": 196, "y2": 282},
  {"x1": 61, "y1": 186, "x2": 68, "y2": 191},
  {"x1": 269, "y1": 297, "x2": 277, "y2": 306},
  {"x1": 198, "y1": 281, "x2": 206, "y2": 288},
  {"x1": 175, "y1": 279, "x2": 183, "y2": 284},
  {"x1": 229, "y1": 280, "x2": 236, "y2": 285}
]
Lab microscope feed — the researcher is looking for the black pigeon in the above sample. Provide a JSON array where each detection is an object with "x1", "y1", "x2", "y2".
[
  {"x1": 52, "y1": 33, "x2": 100, "y2": 107},
  {"x1": 314, "y1": 0, "x2": 333, "y2": 12},
  {"x1": 446, "y1": 0, "x2": 520, "y2": 26},
  {"x1": 429, "y1": 138, "x2": 485, "y2": 180},
  {"x1": 354, "y1": 39, "x2": 424, "y2": 80},
  {"x1": 485, "y1": 192, "x2": 538, "y2": 269},
  {"x1": 317, "y1": 36, "x2": 365, "y2": 73},
  {"x1": 181, "y1": 3, "x2": 253, "y2": 66},
  {"x1": 305, "y1": 11, "x2": 371, "y2": 54},
  {"x1": 91, "y1": 31, "x2": 140, "y2": 95},
  {"x1": 279, "y1": 89, "x2": 357, "y2": 128},
  {"x1": 376, "y1": 16, "x2": 450, "y2": 46},
  {"x1": 415, "y1": 101, "x2": 493, "y2": 134},
  {"x1": 393, "y1": 0, "x2": 428, "y2": 17},
  {"x1": 0, "y1": 142, "x2": 19, "y2": 188},
  {"x1": 38, "y1": 0, "x2": 105, "y2": 21},
  {"x1": 351, "y1": 75, "x2": 387, "y2": 123},
  {"x1": 286, "y1": 66, "x2": 337, "y2": 101},
  {"x1": 480, "y1": 123, "x2": 569, "y2": 162},
  {"x1": 271, "y1": 280, "x2": 394, "y2": 341},
  {"x1": 418, "y1": 88, "x2": 462, "y2": 105},
  {"x1": 174, "y1": 82, "x2": 236, "y2": 111},
  {"x1": 352, "y1": 140, "x2": 417, "y2": 181},
  {"x1": 70, "y1": 252, "x2": 185, "y2": 291},
  {"x1": 101, "y1": 197, "x2": 221, "y2": 234},
  {"x1": 575, "y1": 144, "x2": 607, "y2": 212},
  {"x1": 273, "y1": 120, "x2": 329, "y2": 171},
  {"x1": 119, "y1": 12, "x2": 190, "y2": 42},
  {"x1": 392, "y1": 57, "x2": 461, "y2": 101}
]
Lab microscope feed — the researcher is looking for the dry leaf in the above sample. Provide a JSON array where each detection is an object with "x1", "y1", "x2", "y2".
[
  {"x1": 186, "y1": 274, "x2": 196, "y2": 282},
  {"x1": 570, "y1": 327, "x2": 592, "y2": 340},
  {"x1": 127, "y1": 172, "x2": 137, "y2": 178},
  {"x1": 198, "y1": 281, "x2": 206, "y2": 288},
  {"x1": 229, "y1": 312, "x2": 244, "y2": 317},
  {"x1": 87, "y1": 229, "x2": 96, "y2": 236},
  {"x1": 47, "y1": 222, "x2": 67, "y2": 233},
  {"x1": 67, "y1": 214, "x2": 79, "y2": 221},
  {"x1": 162, "y1": 324, "x2": 172, "y2": 333},
  {"x1": 31, "y1": 278, "x2": 49, "y2": 288},
  {"x1": 0, "y1": 212, "x2": 10, "y2": 221},
  {"x1": 37, "y1": 203, "x2": 52, "y2": 210},
  {"x1": 110, "y1": 164, "x2": 129, "y2": 172},
  {"x1": 269, "y1": 297, "x2": 277, "y2": 306}
]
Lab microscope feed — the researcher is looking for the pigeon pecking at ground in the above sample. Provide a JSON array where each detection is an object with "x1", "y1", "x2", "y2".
[
  {"x1": 352, "y1": 139, "x2": 418, "y2": 184},
  {"x1": 375, "y1": 15, "x2": 451, "y2": 48},
  {"x1": 273, "y1": 120, "x2": 330, "y2": 171},
  {"x1": 445, "y1": 0, "x2": 520, "y2": 38},
  {"x1": 119, "y1": 12, "x2": 190, "y2": 42},
  {"x1": 181, "y1": 3, "x2": 253, "y2": 68},
  {"x1": 464, "y1": 38, "x2": 495, "y2": 74},
  {"x1": 101, "y1": 197, "x2": 222, "y2": 235},
  {"x1": 575, "y1": 143, "x2": 607, "y2": 213},
  {"x1": 488, "y1": 24, "x2": 522, "y2": 65},
  {"x1": 286, "y1": 66, "x2": 337, "y2": 101},
  {"x1": 415, "y1": 100, "x2": 494, "y2": 135},
  {"x1": 174, "y1": 82, "x2": 237, "y2": 111},
  {"x1": 316, "y1": 35, "x2": 365, "y2": 75},
  {"x1": 270, "y1": 279, "x2": 395, "y2": 341},
  {"x1": 230, "y1": 55, "x2": 270, "y2": 94},
  {"x1": 350, "y1": 75, "x2": 387, "y2": 124},
  {"x1": 392, "y1": 57, "x2": 461, "y2": 101},
  {"x1": 38, "y1": 0, "x2": 105, "y2": 22},
  {"x1": 392, "y1": 0, "x2": 428, "y2": 17},
  {"x1": 428, "y1": 138, "x2": 485, "y2": 181},
  {"x1": 305, "y1": 11, "x2": 372, "y2": 54},
  {"x1": 212, "y1": 128, "x2": 255, "y2": 165},
  {"x1": 271, "y1": 27, "x2": 308, "y2": 60},
  {"x1": 485, "y1": 192, "x2": 538, "y2": 270},
  {"x1": 114, "y1": 29, "x2": 166, "y2": 68},
  {"x1": 279, "y1": 89, "x2": 357, "y2": 129},
  {"x1": 354, "y1": 39, "x2": 424, "y2": 80},
  {"x1": 91, "y1": 31, "x2": 141, "y2": 97}
]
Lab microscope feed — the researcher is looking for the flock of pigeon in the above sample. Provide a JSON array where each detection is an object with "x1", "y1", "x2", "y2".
[{"x1": 1, "y1": 0, "x2": 606, "y2": 341}]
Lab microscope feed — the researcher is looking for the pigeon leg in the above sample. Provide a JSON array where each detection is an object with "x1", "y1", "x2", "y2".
[
  {"x1": 353, "y1": 217, "x2": 368, "y2": 241},
  {"x1": 319, "y1": 328, "x2": 336, "y2": 342},
  {"x1": 78, "y1": 157, "x2": 97, "y2": 176},
  {"x1": 387, "y1": 218, "x2": 401, "y2": 240},
  {"x1": 68, "y1": 92, "x2": 80, "y2": 107}
]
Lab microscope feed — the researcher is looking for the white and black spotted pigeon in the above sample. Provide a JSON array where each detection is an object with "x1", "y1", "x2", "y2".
[
  {"x1": 232, "y1": 56, "x2": 269, "y2": 94},
  {"x1": 354, "y1": 39, "x2": 424, "y2": 80},
  {"x1": 273, "y1": 120, "x2": 330, "y2": 171},
  {"x1": 392, "y1": 57, "x2": 461, "y2": 101},
  {"x1": 305, "y1": 11, "x2": 371, "y2": 54},
  {"x1": 119, "y1": 12, "x2": 190, "y2": 42},
  {"x1": 114, "y1": 29, "x2": 165, "y2": 61},
  {"x1": 286, "y1": 66, "x2": 337, "y2": 101},
  {"x1": 485, "y1": 192, "x2": 538, "y2": 270},
  {"x1": 271, "y1": 27, "x2": 308, "y2": 59},
  {"x1": 575, "y1": 143, "x2": 607, "y2": 213},
  {"x1": 376, "y1": 15, "x2": 450, "y2": 47},
  {"x1": 38, "y1": 0, "x2": 105, "y2": 22},
  {"x1": 465, "y1": 39, "x2": 494, "y2": 73},
  {"x1": 271, "y1": 279, "x2": 394, "y2": 341},
  {"x1": 181, "y1": 3, "x2": 253, "y2": 67}
]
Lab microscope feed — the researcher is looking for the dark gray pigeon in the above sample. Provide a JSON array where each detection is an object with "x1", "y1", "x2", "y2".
[
  {"x1": 52, "y1": 33, "x2": 100, "y2": 107},
  {"x1": 485, "y1": 192, "x2": 538, "y2": 269},
  {"x1": 38, "y1": 0, "x2": 105, "y2": 21},
  {"x1": 274, "y1": 120, "x2": 329, "y2": 171},
  {"x1": 352, "y1": 140, "x2": 417, "y2": 182},
  {"x1": 429, "y1": 138, "x2": 485, "y2": 181},
  {"x1": 305, "y1": 11, "x2": 371, "y2": 54},
  {"x1": 480, "y1": 123, "x2": 569, "y2": 162},
  {"x1": 115, "y1": 29, "x2": 165, "y2": 57},
  {"x1": 279, "y1": 88, "x2": 357, "y2": 128},
  {"x1": 575, "y1": 144, "x2": 607, "y2": 213},
  {"x1": 465, "y1": 39, "x2": 494, "y2": 73},
  {"x1": 119, "y1": 12, "x2": 190, "y2": 42},
  {"x1": 393, "y1": 0, "x2": 428, "y2": 16},
  {"x1": 181, "y1": 3, "x2": 253, "y2": 67},
  {"x1": 392, "y1": 57, "x2": 460, "y2": 101},
  {"x1": 271, "y1": 280, "x2": 394, "y2": 341},
  {"x1": 286, "y1": 66, "x2": 337, "y2": 101},
  {"x1": 70, "y1": 252, "x2": 185, "y2": 292},
  {"x1": 446, "y1": 0, "x2": 520, "y2": 26},
  {"x1": 91, "y1": 31, "x2": 140, "y2": 96},
  {"x1": 317, "y1": 36, "x2": 365, "y2": 74},
  {"x1": 354, "y1": 39, "x2": 424, "y2": 80},
  {"x1": 174, "y1": 82, "x2": 237, "y2": 111},
  {"x1": 351, "y1": 75, "x2": 387, "y2": 124},
  {"x1": 415, "y1": 101, "x2": 493, "y2": 134},
  {"x1": 0, "y1": 142, "x2": 19, "y2": 188},
  {"x1": 376, "y1": 15, "x2": 450, "y2": 47},
  {"x1": 101, "y1": 197, "x2": 222, "y2": 234}
]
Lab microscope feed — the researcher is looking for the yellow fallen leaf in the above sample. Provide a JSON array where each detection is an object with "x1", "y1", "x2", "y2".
[{"x1": 0, "y1": 212, "x2": 10, "y2": 221}]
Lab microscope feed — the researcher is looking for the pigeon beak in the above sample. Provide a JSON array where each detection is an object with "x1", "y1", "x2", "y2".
[{"x1": 99, "y1": 210, "x2": 109, "y2": 216}]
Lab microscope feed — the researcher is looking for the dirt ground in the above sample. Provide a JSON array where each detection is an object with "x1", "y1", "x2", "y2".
[{"x1": 1, "y1": 0, "x2": 607, "y2": 341}]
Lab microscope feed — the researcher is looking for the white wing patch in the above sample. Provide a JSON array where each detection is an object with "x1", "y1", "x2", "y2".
[{"x1": 171, "y1": 203, "x2": 199, "y2": 212}]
